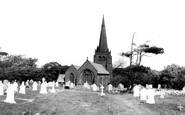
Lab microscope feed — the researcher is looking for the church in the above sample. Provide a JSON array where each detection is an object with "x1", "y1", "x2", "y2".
[{"x1": 65, "y1": 16, "x2": 112, "y2": 86}]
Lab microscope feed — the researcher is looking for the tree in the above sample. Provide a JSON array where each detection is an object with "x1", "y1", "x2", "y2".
[
  {"x1": 161, "y1": 64, "x2": 185, "y2": 90},
  {"x1": 42, "y1": 62, "x2": 63, "y2": 81},
  {"x1": 121, "y1": 33, "x2": 164, "y2": 66},
  {"x1": 0, "y1": 54, "x2": 38, "y2": 81}
]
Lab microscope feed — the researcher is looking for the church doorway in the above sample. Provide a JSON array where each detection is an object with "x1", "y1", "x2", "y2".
[{"x1": 79, "y1": 69, "x2": 95, "y2": 85}]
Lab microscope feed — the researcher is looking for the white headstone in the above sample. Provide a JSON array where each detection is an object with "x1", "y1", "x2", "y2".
[
  {"x1": 133, "y1": 85, "x2": 140, "y2": 97},
  {"x1": 140, "y1": 87, "x2": 147, "y2": 101},
  {"x1": 108, "y1": 84, "x2": 113, "y2": 92},
  {"x1": 70, "y1": 82, "x2": 75, "y2": 89},
  {"x1": 19, "y1": 82, "x2": 26, "y2": 94},
  {"x1": 40, "y1": 81, "x2": 48, "y2": 94},
  {"x1": 4, "y1": 83, "x2": 16, "y2": 103},
  {"x1": 148, "y1": 84, "x2": 153, "y2": 89},
  {"x1": 86, "y1": 83, "x2": 91, "y2": 89},
  {"x1": 3, "y1": 79, "x2": 9, "y2": 92},
  {"x1": 146, "y1": 89, "x2": 155, "y2": 104},
  {"x1": 50, "y1": 81, "x2": 56, "y2": 93},
  {"x1": 92, "y1": 84, "x2": 98, "y2": 92},
  {"x1": 32, "y1": 82, "x2": 38, "y2": 91},
  {"x1": 0, "y1": 81, "x2": 4, "y2": 95},
  {"x1": 118, "y1": 83, "x2": 124, "y2": 91},
  {"x1": 84, "y1": 81, "x2": 88, "y2": 88},
  {"x1": 13, "y1": 81, "x2": 18, "y2": 92},
  {"x1": 55, "y1": 81, "x2": 59, "y2": 87},
  {"x1": 158, "y1": 84, "x2": 161, "y2": 90},
  {"x1": 160, "y1": 90, "x2": 165, "y2": 98},
  {"x1": 100, "y1": 85, "x2": 105, "y2": 96},
  {"x1": 66, "y1": 81, "x2": 71, "y2": 87}
]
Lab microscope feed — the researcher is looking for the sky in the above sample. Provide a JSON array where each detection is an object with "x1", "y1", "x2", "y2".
[{"x1": 0, "y1": 0, "x2": 185, "y2": 71}]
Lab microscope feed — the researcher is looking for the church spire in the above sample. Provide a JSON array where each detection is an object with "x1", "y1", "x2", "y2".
[{"x1": 98, "y1": 15, "x2": 109, "y2": 53}]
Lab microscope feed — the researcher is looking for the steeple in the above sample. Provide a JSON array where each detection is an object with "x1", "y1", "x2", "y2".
[
  {"x1": 94, "y1": 15, "x2": 112, "y2": 76},
  {"x1": 98, "y1": 16, "x2": 109, "y2": 53}
]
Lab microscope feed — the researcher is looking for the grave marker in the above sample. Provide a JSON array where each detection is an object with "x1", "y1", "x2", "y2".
[
  {"x1": 0, "y1": 81, "x2": 4, "y2": 95},
  {"x1": 19, "y1": 82, "x2": 26, "y2": 94},
  {"x1": 4, "y1": 83, "x2": 16, "y2": 104},
  {"x1": 100, "y1": 85, "x2": 105, "y2": 96}
]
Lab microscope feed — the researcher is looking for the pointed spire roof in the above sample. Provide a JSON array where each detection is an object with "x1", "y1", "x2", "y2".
[{"x1": 98, "y1": 16, "x2": 109, "y2": 53}]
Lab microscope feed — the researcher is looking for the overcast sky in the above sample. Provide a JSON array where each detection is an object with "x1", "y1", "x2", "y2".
[{"x1": 0, "y1": 0, "x2": 185, "y2": 70}]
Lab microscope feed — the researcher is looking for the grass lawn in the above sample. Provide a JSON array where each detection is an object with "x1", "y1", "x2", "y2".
[{"x1": 0, "y1": 86, "x2": 185, "y2": 115}]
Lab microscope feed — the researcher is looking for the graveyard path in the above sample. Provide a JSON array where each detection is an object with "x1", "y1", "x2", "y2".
[{"x1": 106, "y1": 94, "x2": 158, "y2": 115}]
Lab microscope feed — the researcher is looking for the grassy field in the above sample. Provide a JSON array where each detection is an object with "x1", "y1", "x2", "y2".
[{"x1": 0, "y1": 86, "x2": 185, "y2": 115}]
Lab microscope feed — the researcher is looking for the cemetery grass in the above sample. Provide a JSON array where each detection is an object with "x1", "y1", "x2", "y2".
[{"x1": 0, "y1": 87, "x2": 185, "y2": 115}]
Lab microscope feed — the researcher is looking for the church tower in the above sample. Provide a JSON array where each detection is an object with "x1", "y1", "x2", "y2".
[{"x1": 94, "y1": 16, "x2": 112, "y2": 75}]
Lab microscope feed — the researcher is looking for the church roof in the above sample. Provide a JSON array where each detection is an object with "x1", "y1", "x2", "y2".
[
  {"x1": 57, "y1": 74, "x2": 65, "y2": 82},
  {"x1": 89, "y1": 61, "x2": 109, "y2": 74},
  {"x1": 97, "y1": 16, "x2": 109, "y2": 53},
  {"x1": 73, "y1": 65, "x2": 80, "y2": 70}
]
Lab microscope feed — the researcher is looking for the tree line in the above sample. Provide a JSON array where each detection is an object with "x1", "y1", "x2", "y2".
[{"x1": 0, "y1": 53, "x2": 69, "y2": 82}]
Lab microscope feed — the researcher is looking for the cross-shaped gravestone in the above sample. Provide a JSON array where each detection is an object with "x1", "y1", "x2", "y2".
[
  {"x1": 177, "y1": 103, "x2": 183, "y2": 111},
  {"x1": 100, "y1": 85, "x2": 105, "y2": 96}
]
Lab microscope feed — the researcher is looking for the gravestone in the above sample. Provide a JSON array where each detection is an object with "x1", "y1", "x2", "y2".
[
  {"x1": 86, "y1": 83, "x2": 91, "y2": 89},
  {"x1": 65, "y1": 81, "x2": 71, "y2": 87},
  {"x1": 100, "y1": 85, "x2": 105, "y2": 96},
  {"x1": 4, "y1": 83, "x2": 16, "y2": 103},
  {"x1": 3, "y1": 79, "x2": 9, "y2": 93},
  {"x1": 84, "y1": 81, "x2": 88, "y2": 88},
  {"x1": 26, "y1": 80, "x2": 29, "y2": 88},
  {"x1": 148, "y1": 84, "x2": 153, "y2": 89},
  {"x1": 140, "y1": 87, "x2": 147, "y2": 101},
  {"x1": 92, "y1": 84, "x2": 98, "y2": 92},
  {"x1": 13, "y1": 81, "x2": 18, "y2": 93},
  {"x1": 0, "y1": 81, "x2": 4, "y2": 95},
  {"x1": 32, "y1": 81, "x2": 38, "y2": 91},
  {"x1": 19, "y1": 82, "x2": 26, "y2": 94},
  {"x1": 108, "y1": 84, "x2": 113, "y2": 92},
  {"x1": 70, "y1": 82, "x2": 75, "y2": 89},
  {"x1": 55, "y1": 81, "x2": 59, "y2": 87},
  {"x1": 160, "y1": 90, "x2": 165, "y2": 98},
  {"x1": 133, "y1": 85, "x2": 140, "y2": 97},
  {"x1": 118, "y1": 83, "x2": 124, "y2": 91},
  {"x1": 146, "y1": 89, "x2": 155, "y2": 104},
  {"x1": 40, "y1": 78, "x2": 48, "y2": 94},
  {"x1": 50, "y1": 81, "x2": 56, "y2": 93},
  {"x1": 158, "y1": 84, "x2": 161, "y2": 90}
]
